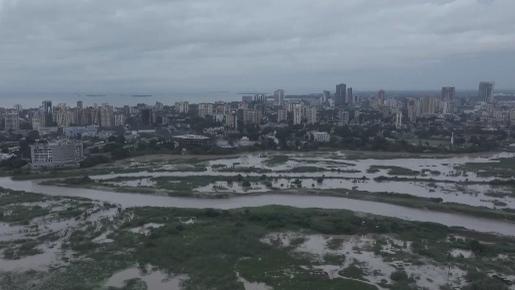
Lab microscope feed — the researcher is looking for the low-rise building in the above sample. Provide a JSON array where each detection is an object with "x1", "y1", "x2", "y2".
[
  {"x1": 173, "y1": 134, "x2": 211, "y2": 147},
  {"x1": 63, "y1": 126, "x2": 98, "y2": 138},
  {"x1": 310, "y1": 131, "x2": 330, "y2": 143}
]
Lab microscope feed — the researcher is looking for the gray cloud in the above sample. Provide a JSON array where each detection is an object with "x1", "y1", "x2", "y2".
[{"x1": 0, "y1": 0, "x2": 514, "y2": 97}]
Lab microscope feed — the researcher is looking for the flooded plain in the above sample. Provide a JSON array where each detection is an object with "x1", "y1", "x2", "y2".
[
  {"x1": 261, "y1": 232, "x2": 471, "y2": 290},
  {"x1": 0, "y1": 193, "x2": 118, "y2": 273},
  {"x1": 1, "y1": 151, "x2": 515, "y2": 236},
  {"x1": 84, "y1": 151, "x2": 515, "y2": 209}
]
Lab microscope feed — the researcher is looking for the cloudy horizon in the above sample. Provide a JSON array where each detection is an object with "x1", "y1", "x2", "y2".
[{"x1": 0, "y1": 0, "x2": 514, "y2": 98}]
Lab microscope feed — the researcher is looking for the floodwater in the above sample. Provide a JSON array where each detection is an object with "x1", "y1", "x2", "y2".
[
  {"x1": 263, "y1": 232, "x2": 468, "y2": 290},
  {"x1": 236, "y1": 272, "x2": 273, "y2": 290},
  {"x1": 0, "y1": 199, "x2": 118, "y2": 272},
  {"x1": 104, "y1": 265, "x2": 187, "y2": 290},
  {"x1": 1, "y1": 177, "x2": 515, "y2": 236},
  {"x1": 88, "y1": 151, "x2": 515, "y2": 209},
  {"x1": 194, "y1": 178, "x2": 515, "y2": 209},
  {"x1": 0, "y1": 242, "x2": 62, "y2": 272}
]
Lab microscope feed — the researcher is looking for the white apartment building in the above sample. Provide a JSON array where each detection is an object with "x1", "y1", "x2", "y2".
[
  {"x1": 310, "y1": 131, "x2": 330, "y2": 143},
  {"x1": 293, "y1": 103, "x2": 303, "y2": 125},
  {"x1": 198, "y1": 103, "x2": 214, "y2": 118},
  {"x1": 30, "y1": 141, "x2": 84, "y2": 169},
  {"x1": 175, "y1": 102, "x2": 190, "y2": 114}
]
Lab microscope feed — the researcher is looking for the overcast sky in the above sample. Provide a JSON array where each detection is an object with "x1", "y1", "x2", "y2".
[{"x1": 0, "y1": 0, "x2": 514, "y2": 98}]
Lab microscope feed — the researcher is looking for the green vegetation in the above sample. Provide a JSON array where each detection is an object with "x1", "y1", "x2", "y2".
[
  {"x1": 65, "y1": 207, "x2": 515, "y2": 289},
  {"x1": 58, "y1": 175, "x2": 95, "y2": 185},
  {"x1": 289, "y1": 166, "x2": 326, "y2": 173},
  {"x1": 3, "y1": 240, "x2": 43, "y2": 259},
  {"x1": 11, "y1": 167, "x2": 140, "y2": 181},
  {"x1": 154, "y1": 176, "x2": 224, "y2": 194},
  {"x1": 0, "y1": 189, "x2": 53, "y2": 224},
  {"x1": 340, "y1": 263, "x2": 365, "y2": 279},
  {"x1": 80, "y1": 155, "x2": 111, "y2": 168},
  {"x1": 264, "y1": 155, "x2": 289, "y2": 166},
  {"x1": 458, "y1": 157, "x2": 515, "y2": 178},
  {"x1": 389, "y1": 270, "x2": 414, "y2": 290},
  {"x1": 0, "y1": 190, "x2": 46, "y2": 206},
  {"x1": 0, "y1": 204, "x2": 49, "y2": 223},
  {"x1": 367, "y1": 165, "x2": 420, "y2": 176},
  {"x1": 0, "y1": 187, "x2": 108, "y2": 261},
  {"x1": 219, "y1": 166, "x2": 273, "y2": 173}
]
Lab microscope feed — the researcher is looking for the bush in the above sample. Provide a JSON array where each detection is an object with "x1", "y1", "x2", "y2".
[
  {"x1": 468, "y1": 240, "x2": 486, "y2": 256},
  {"x1": 80, "y1": 155, "x2": 110, "y2": 168},
  {"x1": 390, "y1": 270, "x2": 409, "y2": 281}
]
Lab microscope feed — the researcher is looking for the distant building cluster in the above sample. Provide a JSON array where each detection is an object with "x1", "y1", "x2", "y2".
[
  {"x1": 0, "y1": 81, "x2": 501, "y2": 135},
  {"x1": 1, "y1": 80, "x2": 513, "y2": 168}
]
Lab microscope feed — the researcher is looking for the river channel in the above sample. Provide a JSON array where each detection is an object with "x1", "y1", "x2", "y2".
[{"x1": 1, "y1": 176, "x2": 515, "y2": 236}]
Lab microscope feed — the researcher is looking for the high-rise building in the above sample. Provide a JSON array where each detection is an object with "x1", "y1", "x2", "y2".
[
  {"x1": 225, "y1": 111, "x2": 238, "y2": 129},
  {"x1": 377, "y1": 90, "x2": 385, "y2": 109},
  {"x1": 4, "y1": 112, "x2": 20, "y2": 130},
  {"x1": 175, "y1": 102, "x2": 189, "y2": 114},
  {"x1": 42, "y1": 100, "x2": 52, "y2": 114},
  {"x1": 322, "y1": 90, "x2": 331, "y2": 104},
  {"x1": 441, "y1": 87, "x2": 456, "y2": 114},
  {"x1": 99, "y1": 103, "x2": 114, "y2": 128},
  {"x1": 55, "y1": 104, "x2": 72, "y2": 128},
  {"x1": 154, "y1": 102, "x2": 164, "y2": 112},
  {"x1": 243, "y1": 109, "x2": 261, "y2": 125},
  {"x1": 336, "y1": 109, "x2": 349, "y2": 126},
  {"x1": 114, "y1": 112, "x2": 126, "y2": 127},
  {"x1": 293, "y1": 103, "x2": 303, "y2": 125},
  {"x1": 407, "y1": 98, "x2": 419, "y2": 123},
  {"x1": 214, "y1": 102, "x2": 229, "y2": 115},
  {"x1": 441, "y1": 87, "x2": 455, "y2": 101},
  {"x1": 274, "y1": 89, "x2": 285, "y2": 107},
  {"x1": 74, "y1": 101, "x2": 84, "y2": 125},
  {"x1": 79, "y1": 107, "x2": 93, "y2": 126},
  {"x1": 198, "y1": 103, "x2": 214, "y2": 118},
  {"x1": 286, "y1": 102, "x2": 295, "y2": 113},
  {"x1": 241, "y1": 95, "x2": 253, "y2": 103},
  {"x1": 31, "y1": 112, "x2": 42, "y2": 131},
  {"x1": 395, "y1": 111, "x2": 403, "y2": 129},
  {"x1": 420, "y1": 96, "x2": 439, "y2": 115},
  {"x1": 346, "y1": 87, "x2": 353, "y2": 104},
  {"x1": 306, "y1": 106, "x2": 318, "y2": 125},
  {"x1": 335, "y1": 83, "x2": 347, "y2": 106},
  {"x1": 42, "y1": 100, "x2": 53, "y2": 126},
  {"x1": 253, "y1": 94, "x2": 267, "y2": 103},
  {"x1": 479, "y1": 82, "x2": 495, "y2": 103},
  {"x1": 277, "y1": 109, "x2": 288, "y2": 123}
]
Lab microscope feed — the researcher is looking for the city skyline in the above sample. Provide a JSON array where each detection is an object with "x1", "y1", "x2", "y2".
[{"x1": 0, "y1": 85, "x2": 509, "y2": 108}]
